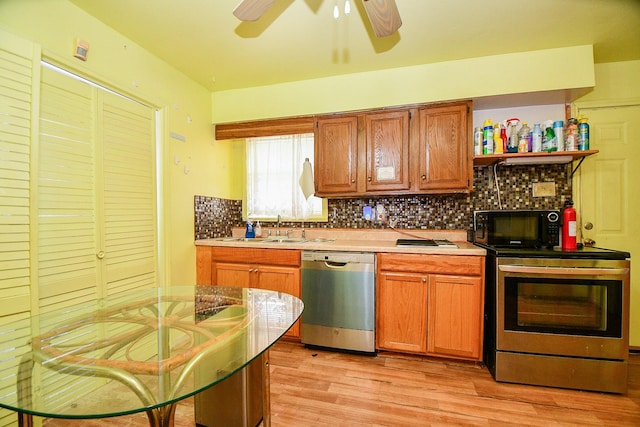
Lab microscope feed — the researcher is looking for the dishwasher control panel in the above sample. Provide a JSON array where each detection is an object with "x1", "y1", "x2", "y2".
[{"x1": 301, "y1": 251, "x2": 375, "y2": 264}]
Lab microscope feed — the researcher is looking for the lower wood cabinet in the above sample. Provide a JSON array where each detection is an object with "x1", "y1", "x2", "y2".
[
  {"x1": 376, "y1": 253, "x2": 485, "y2": 361},
  {"x1": 196, "y1": 246, "x2": 301, "y2": 339}
]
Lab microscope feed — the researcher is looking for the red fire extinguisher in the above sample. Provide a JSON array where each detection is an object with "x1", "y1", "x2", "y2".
[{"x1": 562, "y1": 200, "x2": 577, "y2": 250}]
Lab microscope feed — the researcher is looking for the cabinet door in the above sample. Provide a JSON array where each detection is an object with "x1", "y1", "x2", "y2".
[
  {"x1": 365, "y1": 110, "x2": 410, "y2": 192},
  {"x1": 256, "y1": 265, "x2": 301, "y2": 338},
  {"x1": 417, "y1": 103, "x2": 471, "y2": 192},
  {"x1": 427, "y1": 274, "x2": 482, "y2": 360},
  {"x1": 315, "y1": 115, "x2": 358, "y2": 195},
  {"x1": 376, "y1": 271, "x2": 428, "y2": 353},
  {"x1": 213, "y1": 262, "x2": 252, "y2": 288}
]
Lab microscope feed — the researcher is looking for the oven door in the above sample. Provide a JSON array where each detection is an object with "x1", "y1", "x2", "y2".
[{"x1": 496, "y1": 257, "x2": 630, "y2": 360}]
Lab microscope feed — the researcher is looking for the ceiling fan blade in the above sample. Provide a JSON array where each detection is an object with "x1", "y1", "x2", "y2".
[
  {"x1": 233, "y1": 0, "x2": 276, "y2": 21},
  {"x1": 362, "y1": 0, "x2": 402, "y2": 37}
]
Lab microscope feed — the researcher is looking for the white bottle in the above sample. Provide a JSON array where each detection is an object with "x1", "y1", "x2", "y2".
[
  {"x1": 531, "y1": 123, "x2": 542, "y2": 152},
  {"x1": 254, "y1": 221, "x2": 262, "y2": 237}
]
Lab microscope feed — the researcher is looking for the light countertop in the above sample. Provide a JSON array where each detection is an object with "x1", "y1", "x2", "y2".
[{"x1": 195, "y1": 228, "x2": 486, "y2": 256}]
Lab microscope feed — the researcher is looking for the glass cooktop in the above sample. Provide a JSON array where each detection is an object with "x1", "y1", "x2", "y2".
[{"x1": 474, "y1": 242, "x2": 630, "y2": 260}]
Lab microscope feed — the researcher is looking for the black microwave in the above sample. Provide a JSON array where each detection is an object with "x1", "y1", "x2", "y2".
[{"x1": 473, "y1": 210, "x2": 560, "y2": 248}]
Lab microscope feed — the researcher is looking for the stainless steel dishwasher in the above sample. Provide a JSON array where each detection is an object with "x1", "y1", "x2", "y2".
[{"x1": 301, "y1": 251, "x2": 375, "y2": 353}]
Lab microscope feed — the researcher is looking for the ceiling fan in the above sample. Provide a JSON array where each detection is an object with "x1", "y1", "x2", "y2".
[{"x1": 233, "y1": 0, "x2": 402, "y2": 38}]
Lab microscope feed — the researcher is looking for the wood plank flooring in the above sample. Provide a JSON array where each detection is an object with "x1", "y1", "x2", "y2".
[{"x1": 43, "y1": 341, "x2": 640, "y2": 426}]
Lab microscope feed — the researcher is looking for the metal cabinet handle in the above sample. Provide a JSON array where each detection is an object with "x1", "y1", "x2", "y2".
[
  {"x1": 421, "y1": 174, "x2": 426, "y2": 180},
  {"x1": 584, "y1": 222, "x2": 594, "y2": 230},
  {"x1": 583, "y1": 238, "x2": 596, "y2": 247}
]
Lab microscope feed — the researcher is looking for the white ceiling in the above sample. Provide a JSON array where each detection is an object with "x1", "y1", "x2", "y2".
[{"x1": 69, "y1": 0, "x2": 640, "y2": 92}]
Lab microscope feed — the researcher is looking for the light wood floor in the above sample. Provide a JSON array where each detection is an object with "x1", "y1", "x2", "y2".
[{"x1": 43, "y1": 340, "x2": 640, "y2": 426}]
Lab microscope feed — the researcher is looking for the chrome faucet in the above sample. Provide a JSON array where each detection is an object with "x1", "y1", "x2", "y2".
[{"x1": 276, "y1": 214, "x2": 281, "y2": 236}]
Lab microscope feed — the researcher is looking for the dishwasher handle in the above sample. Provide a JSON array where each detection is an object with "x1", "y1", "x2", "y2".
[{"x1": 324, "y1": 261, "x2": 348, "y2": 268}]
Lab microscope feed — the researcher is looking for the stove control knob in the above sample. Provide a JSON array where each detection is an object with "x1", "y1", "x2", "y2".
[{"x1": 584, "y1": 222, "x2": 594, "y2": 230}]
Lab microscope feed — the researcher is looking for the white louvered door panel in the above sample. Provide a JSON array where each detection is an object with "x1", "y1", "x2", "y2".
[
  {"x1": 38, "y1": 66, "x2": 97, "y2": 310},
  {"x1": 0, "y1": 28, "x2": 39, "y2": 427},
  {"x1": 99, "y1": 91, "x2": 157, "y2": 296},
  {"x1": 0, "y1": 35, "x2": 34, "y2": 319}
]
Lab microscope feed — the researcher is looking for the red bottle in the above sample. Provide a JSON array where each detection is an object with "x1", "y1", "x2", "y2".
[{"x1": 562, "y1": 200, "x2": 577, "y2": 250}]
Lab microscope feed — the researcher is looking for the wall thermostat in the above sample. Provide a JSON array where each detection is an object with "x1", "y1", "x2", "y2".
[{"x1": 73, "y1": 39, "x2": 89, "y2": 61}]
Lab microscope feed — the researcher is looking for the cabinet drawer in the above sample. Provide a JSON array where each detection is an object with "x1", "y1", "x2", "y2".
[
  {"x1": 211, "y1": 247, "x2": 301, "y2": 267},
  {"x1": 377, "y1": 253, "x2": 483, "y2": 276}
]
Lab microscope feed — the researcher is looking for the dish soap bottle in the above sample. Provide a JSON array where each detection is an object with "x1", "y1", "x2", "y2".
[
  {"x1": 245, "y1": 220, "x2": 255, "y2": 238},
  {"x1": 254, "y1": 221, "x2": 262, "y2": 238}
]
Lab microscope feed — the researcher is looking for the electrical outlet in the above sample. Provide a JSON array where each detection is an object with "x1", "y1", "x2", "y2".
[{"x1": 532, "y1": 182, "x2": 556, "y2": 197}]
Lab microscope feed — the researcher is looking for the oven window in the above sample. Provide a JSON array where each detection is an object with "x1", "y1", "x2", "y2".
[{"x1": 504, "y1": 278, "x2": 622, "y2": 337}]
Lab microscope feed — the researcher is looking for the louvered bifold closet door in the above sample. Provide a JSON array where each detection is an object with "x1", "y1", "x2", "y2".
[
  {"x1": 38, "y1": 66, "x2": 97, "y2": 310},
  {"x1": 0, "y1": 29, "x2": 39, "y2": 427},
  {"x1": 99, "y1": 91, "x2": 157, "y2": 295}
]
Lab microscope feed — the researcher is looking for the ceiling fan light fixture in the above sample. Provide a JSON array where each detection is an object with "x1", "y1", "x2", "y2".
[
  {"x1": 344, "y1": 0, "x2": 351, "y2": 15},
  {"x1": 333, "y1": 2, "x2": 340, "y2": 19}
]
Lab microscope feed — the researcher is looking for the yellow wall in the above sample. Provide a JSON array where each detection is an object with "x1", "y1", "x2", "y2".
[
  {"x1": 0, "y1": 0, "x2": 233, "y2": 285},
  {"x1": 576, "y1": 60, "x2": 640, "y2": 103},
  {"x1": 212, "y1": 45, "x2": 595, "y2": 124}
]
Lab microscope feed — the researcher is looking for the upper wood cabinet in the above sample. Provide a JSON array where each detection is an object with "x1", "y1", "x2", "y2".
[
  {"x1": 365, "y1": 110, "x2": 411, "y2": 192},
  {"x1": 416, "y1": 102, "x2": 472, "y2": 193},
  {"x1": 315, "y1": 115, "x2": 358, "y2": 195},
  {"x1": 314, "y1": 101, "x2": 471, "y2": 197}
]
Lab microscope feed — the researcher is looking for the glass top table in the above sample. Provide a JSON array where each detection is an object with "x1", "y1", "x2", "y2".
[{"x1": 0, "y1": 286, "x2": 303, "y2": 427}]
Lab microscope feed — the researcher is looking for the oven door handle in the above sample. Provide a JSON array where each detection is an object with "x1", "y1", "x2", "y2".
[{"x1": 498, "y1": 265, "x2": 629, "y2": 276}]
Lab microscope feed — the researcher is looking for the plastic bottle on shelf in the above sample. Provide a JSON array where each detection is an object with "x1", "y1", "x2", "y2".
[
  {"x1": 566, "y1": 118, "x2": 579, "y2": 151},
  {"x1": 483, "y1": 119, "x2": 494, "y2": 155},
  {"x1": 578, "y1": 116, "x2": 590, "y2": 150},
  {"x1": 553, "y1": 120, "x2": 564, "y2": 151},
  {"x1": 518, "y1": 122, "x2": 531, "y2": 153},
  {"x1": 542, "y1": 120, "x2": 557, "y2": 152},
  {"x1": 500, "y1": 124, "x2": 508, "y2": 154},
  {"x1": 506, "y1": 118, "x2": 519, "y2": 153},
  {"x1": 473, "y1": 127, "x2": 483, "y2": 156},
  {"x1": 531, "y1": 123, "x2": 542, "y2": 152},
  {"x1": 493, "y1": 123, "x2": 504, "y2": 154}
]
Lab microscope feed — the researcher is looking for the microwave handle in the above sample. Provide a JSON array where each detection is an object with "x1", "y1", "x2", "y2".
[{"x1": 498, "y1": 264, "x2": 629, "y2": 276}]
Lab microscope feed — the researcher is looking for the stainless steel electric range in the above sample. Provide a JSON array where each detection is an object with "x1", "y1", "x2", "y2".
[{"x1": 477, "y1": 243, "x2": 631, "y2": 394}]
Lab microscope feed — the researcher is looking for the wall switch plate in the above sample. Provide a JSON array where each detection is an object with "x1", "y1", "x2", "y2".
[{"x1": 532, "y1": 182, "x2": 556, "y2": 197}]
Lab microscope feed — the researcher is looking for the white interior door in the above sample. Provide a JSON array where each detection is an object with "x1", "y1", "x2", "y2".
[{"x1": 575, "y1": 103, "x2": 640, "y2": 348}]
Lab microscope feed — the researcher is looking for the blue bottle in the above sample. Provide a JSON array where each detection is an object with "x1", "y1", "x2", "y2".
[{"x1": 245, "y1": 220, "x2": 255, "y2": 238}]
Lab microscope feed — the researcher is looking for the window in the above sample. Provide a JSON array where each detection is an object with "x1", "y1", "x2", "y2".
[{"x1": 245, "y1": 134, "x2": 325, "y2": 221}]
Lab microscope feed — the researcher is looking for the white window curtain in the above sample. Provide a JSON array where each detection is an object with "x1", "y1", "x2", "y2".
[{"x1": 246, "y1": 133, "x2": 323, "y2": 221}]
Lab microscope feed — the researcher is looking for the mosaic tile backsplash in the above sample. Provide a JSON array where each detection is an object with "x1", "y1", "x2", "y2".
[{"x1": 194, "y1": 164, "x2": 572, "y2": 239}]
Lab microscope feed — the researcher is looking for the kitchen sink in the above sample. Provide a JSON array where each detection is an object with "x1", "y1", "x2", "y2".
[
  {"x1": 214, "y1": 237, "x2": 308, "y2": 244},
  {"x1": 265, "y1": 237, "x2": 307, "y2": 243}
]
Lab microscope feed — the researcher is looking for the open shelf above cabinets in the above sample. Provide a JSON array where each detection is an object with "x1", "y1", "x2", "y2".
[{"x1": 473, "y1": 150, "x2": 598, "y2": 167}]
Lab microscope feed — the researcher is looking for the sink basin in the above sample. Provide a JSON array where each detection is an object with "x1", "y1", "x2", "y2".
[{"x1": 265, "y1": 237, "x2": 307, "y2": 243}]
